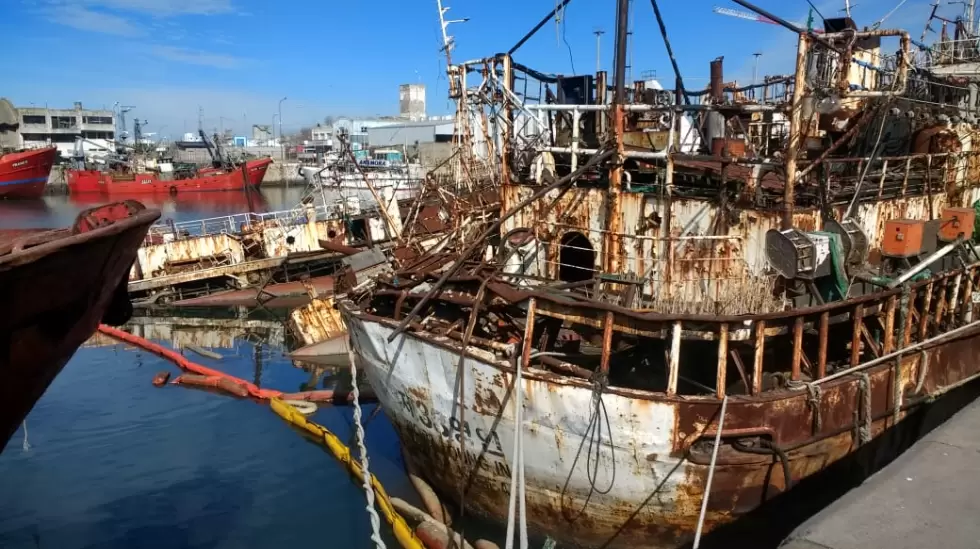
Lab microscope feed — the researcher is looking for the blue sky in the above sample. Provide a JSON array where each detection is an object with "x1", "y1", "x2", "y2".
[{"x1": 0, "y1": 0, "x2": 954, "y2": 139}]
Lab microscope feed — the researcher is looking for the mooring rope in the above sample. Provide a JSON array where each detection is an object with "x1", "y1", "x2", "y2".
[
  {"x1": 786, "y1": 380, "x2": 823, "y2": 434},
  {"x1": 915, "y1": 349, "x2": 930, "y2": 394},
  {"x1": 504, "y1": 354, "x2": 529, "y2": 549},
  {"x1": 693, "y1": 395, "x2": 728, "y2": 549},
  {"x1": 347, "y1": 345, "x2": 388, "y2": 549},
  {"x1": 857, "y1": 372, "x2": 872, "y2": 445}
]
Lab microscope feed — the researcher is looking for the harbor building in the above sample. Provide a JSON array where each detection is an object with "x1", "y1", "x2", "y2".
[
  {"x1": 16, "y1": 102, "x2": 115, "y2": 157},
  {"x1": 366, "y1": 119, "x2": 453, "y2": 147},
  {"x1": 399, "y1": 84, "x2": 426, "y2": 121}
]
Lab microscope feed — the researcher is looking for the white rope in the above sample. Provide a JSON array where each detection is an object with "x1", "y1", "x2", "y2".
[
  {"x1": 347, "y1": 345, "x2": 388, "y2": 549},
  {"x1": 504, "y1": 355, "x2": 529, "y2": 549},
  {"x1": 693, "y1": 395, "x2": 728, "y2": 549}
]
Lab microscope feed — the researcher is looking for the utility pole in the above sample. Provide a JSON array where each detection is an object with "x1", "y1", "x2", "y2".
[
  {"x1": 593, "y1": 27, "x2": 605, "y2": 73},
  {"x1": 278, "y1": 96, "x2": 287, "y2": 162},
  {"x1": 752, "y1": 52, "x2": 762, "y2": 86}
]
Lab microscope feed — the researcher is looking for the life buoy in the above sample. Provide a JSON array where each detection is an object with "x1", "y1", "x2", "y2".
[{"x1": 282, "y1": 400, "x2": 317, "y2": 415}]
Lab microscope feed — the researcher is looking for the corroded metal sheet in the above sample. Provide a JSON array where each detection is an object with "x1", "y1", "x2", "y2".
[
  {"x1": 133, "y1": 233, "x2": 246, "y2": 281},
  {"x1": 499, "y1": 181, "x2": 980, "y2": 310},
  {"x1": 290, "y1": 295, "x2": 347, "y2": 347},
  {"x1": 345, "y1": 311, "x2": 719, "y2": 549}
]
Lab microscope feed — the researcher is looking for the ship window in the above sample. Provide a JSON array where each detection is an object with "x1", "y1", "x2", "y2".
[
  {"x1": 558, "y1": 232, "x2": 595, "y2": 283},
  {"x1": 22, "y1": 115, "x2": 46, "y2": 125},
  {"x1": 83, "y1": 116, "x2": 113, "y2": 125}
]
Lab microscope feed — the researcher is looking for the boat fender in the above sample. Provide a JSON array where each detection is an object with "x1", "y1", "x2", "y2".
[
  {"x1": 169, "y1": 186, "x2": 178, "y2": 195},
  {"x1": 414, "y1": 520, "x2": 475, "y2": 549},
  {"x1": 152, "y1": 371, "x2": 171, "y2": 387},
  {"x1": 282, "y1": 399, "x2": 317, "y2": 415}
]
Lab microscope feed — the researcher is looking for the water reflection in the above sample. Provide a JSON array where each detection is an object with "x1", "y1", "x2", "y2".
[
  {"x1": 67, "y1": 190, "x2": 270, "y2": 217},
  {"x1": 0, "y1": 186, "x2": 308, "y2": 229},
  {"x1": 0, "y1": 200, "x2": 52, "y2": 227}
]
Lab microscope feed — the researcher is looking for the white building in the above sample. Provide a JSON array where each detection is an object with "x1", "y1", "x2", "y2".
[
  {"x1": 17, "y1": 102, "x2": 115, "y2": 157},
  {"x1": 399, "y1": 84, "x2": 426, "y2": 121},
  {"x1": 332, "y1": 118, "x2": 400, "y2": 147}
]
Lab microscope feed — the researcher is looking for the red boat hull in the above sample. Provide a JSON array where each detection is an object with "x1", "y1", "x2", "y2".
[
  {"x1": 66, "y1": 157, "x2": 273, "y2": 194},
  {"x1": 0, "y1": 147, "x2": 58, "y2": 199},
  {"x1": 0, "y1": 201, "x2": 161, "y2": 451}
]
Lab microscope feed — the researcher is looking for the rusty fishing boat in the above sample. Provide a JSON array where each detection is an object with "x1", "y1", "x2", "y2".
[
  {"x1": 0, "y1": 200, "x2": 160, "y2": 451},
  {"x1": 337, "y1": 1, "x2": 980, "y2": 547}
]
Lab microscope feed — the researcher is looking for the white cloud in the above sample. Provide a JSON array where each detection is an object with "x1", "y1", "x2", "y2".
[
  {"x1": 44, "y1": 4, "x2": 140, "y2": 36},
  {"x1": 67, "y1": 0, "x2": 236, "y2": 16},
  {"x1": 150, "y1": 46, "x2": 246, "y2": 69}
]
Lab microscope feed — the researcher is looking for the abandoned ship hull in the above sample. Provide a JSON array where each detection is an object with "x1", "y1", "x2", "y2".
[
  {"x1": 0, "y1": 201, "x2": 160, "y2": 451},
  {"x1": 342, "y1": 295, "x2": 980, "y2": 549}
]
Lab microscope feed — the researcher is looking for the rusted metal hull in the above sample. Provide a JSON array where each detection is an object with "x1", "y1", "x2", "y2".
[
  {"x1": 0, "y1": 202, "x2": 160, "y2": 451},
  {"x1": 342, "y1": 304, "x2": 980, "y2": 549},
  {"x1": 171, "y1": 275, "x2": 337, "y2": 308},
  {"x1": 500, "y1": 183, "x2": 980, "y2": 308}
]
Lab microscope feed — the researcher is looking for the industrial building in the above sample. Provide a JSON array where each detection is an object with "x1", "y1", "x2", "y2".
[
  {"x1": 16, "y1": 102, "x2": 115, "y2": 157},
  {"x1": 366, "y1": 119, "x2": 453, "y2": 148},
  {"x1": 399, "y1": 84, "x2": 426, "y2": 121}
]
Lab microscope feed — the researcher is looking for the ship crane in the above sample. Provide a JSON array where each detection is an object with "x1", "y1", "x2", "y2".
[{"x1": 712, "y1": 6, "x2": 825, "y2": 32}]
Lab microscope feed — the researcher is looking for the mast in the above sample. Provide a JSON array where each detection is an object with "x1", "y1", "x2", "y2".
[
  {"x1": 606, "y1": 0, "x2": 630, "y2": 273},
  {"x1": 784, "y1": 32, "x2": 808, "y2": 230}
]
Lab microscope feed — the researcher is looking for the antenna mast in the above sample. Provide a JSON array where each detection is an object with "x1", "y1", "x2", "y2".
[{"x1": 593, "y1": 27, "x2": 605, "y2": 73}]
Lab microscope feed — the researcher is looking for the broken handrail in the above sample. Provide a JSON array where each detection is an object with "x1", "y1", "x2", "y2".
[{"x1": 385, "y1": 148, "x2": 615, "y2": 343}]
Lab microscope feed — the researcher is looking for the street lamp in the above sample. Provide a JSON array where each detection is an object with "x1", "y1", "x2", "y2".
[
  {"x1": 278, "y1": 96, "x2": 287, "y2": 161},
  {"x1": 272, "y1": 114, "x2": 279, "y2": 147}
]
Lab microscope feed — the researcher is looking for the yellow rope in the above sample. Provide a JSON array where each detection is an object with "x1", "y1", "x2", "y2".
[{"x1": 269, "y1": 398, "x2": 424, "y2": 549}]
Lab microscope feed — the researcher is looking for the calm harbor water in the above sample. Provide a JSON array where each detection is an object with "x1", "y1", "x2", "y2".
[
  {"x1": 0, "y1": 193, "x2": 428, "y2": 548},
  {"x1": 0, "y1": 335, "x2": 415, "y2": 549}
]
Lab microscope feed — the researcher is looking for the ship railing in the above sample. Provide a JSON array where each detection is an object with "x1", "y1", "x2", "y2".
[
  {"x1": 143, "y1": 204, "x2": 339, "y2": 242},
  {"x1": 512, "y1": 257, "x2": 980, "y2": 401},
  {"x1": 915, "y1": 37, "x2": 980, "y2": 68}
]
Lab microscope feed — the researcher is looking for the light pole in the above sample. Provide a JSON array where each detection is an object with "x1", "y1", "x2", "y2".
[
  {"x1": 278, "y1": 96, "x2": 287, "y2": 161},
  {"x1": 752, "y1": 52, "x2": 762, "y2": 86},
  {"x1": 272, "y1": 114, "x2": 279, "y2": 147}
]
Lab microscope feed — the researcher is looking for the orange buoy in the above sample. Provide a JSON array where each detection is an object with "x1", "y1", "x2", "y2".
[{"x1": 152, "y1": 371, "x2": 171, "y2": 387}]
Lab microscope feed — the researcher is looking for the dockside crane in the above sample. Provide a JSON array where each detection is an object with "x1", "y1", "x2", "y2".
[{"x1": 712, "y1": 6, "x2": 824, "y2": 32}]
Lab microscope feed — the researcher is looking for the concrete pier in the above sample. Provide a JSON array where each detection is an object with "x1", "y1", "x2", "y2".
[{"x1": 779, "y1": 397, "x2": 980, "y2": 549}]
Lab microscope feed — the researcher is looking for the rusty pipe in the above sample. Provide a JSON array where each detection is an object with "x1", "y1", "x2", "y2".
[
  {"x1": 319, "y1": 239, "x2": 362, "y2": 256},
  {"x1": 709, "y1": 57, "x2": 724, "y2": 101},
  {"x1": 823, "y1": 29, "x2": 911, "y2": 98},
  {"x1": 783, "y1": 33, "x2": 808, "y2": 230},
  {"x1": 793, "y1": 104, "x2": 880, "y2": 182},
  {"x1": 385, "y1": 149, "x2": 615, "y2": 343}
]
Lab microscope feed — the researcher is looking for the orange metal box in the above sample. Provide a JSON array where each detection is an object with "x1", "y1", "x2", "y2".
[
  {"x1": 883, "y1": 219, "x2": 925, "y2": 258},
  {"x1": 940, "y1": 207, "x2": 975, "y2": 242}
]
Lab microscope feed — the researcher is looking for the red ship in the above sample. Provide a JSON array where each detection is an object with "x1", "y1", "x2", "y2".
[
  {"x1": 66, "y1": 157, "x2": 273, "y2": 195},
  {"x1": 0, "y1": 200, "x2": 160, "y2": 451},
  {"x1": 0, "y1": 146, "x2": 58, "y2": 199}
]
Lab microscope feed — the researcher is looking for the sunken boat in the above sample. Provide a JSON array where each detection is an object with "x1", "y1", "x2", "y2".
[{"x1": 340, "y1": 2, "x2": 980, "y2": 547}]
